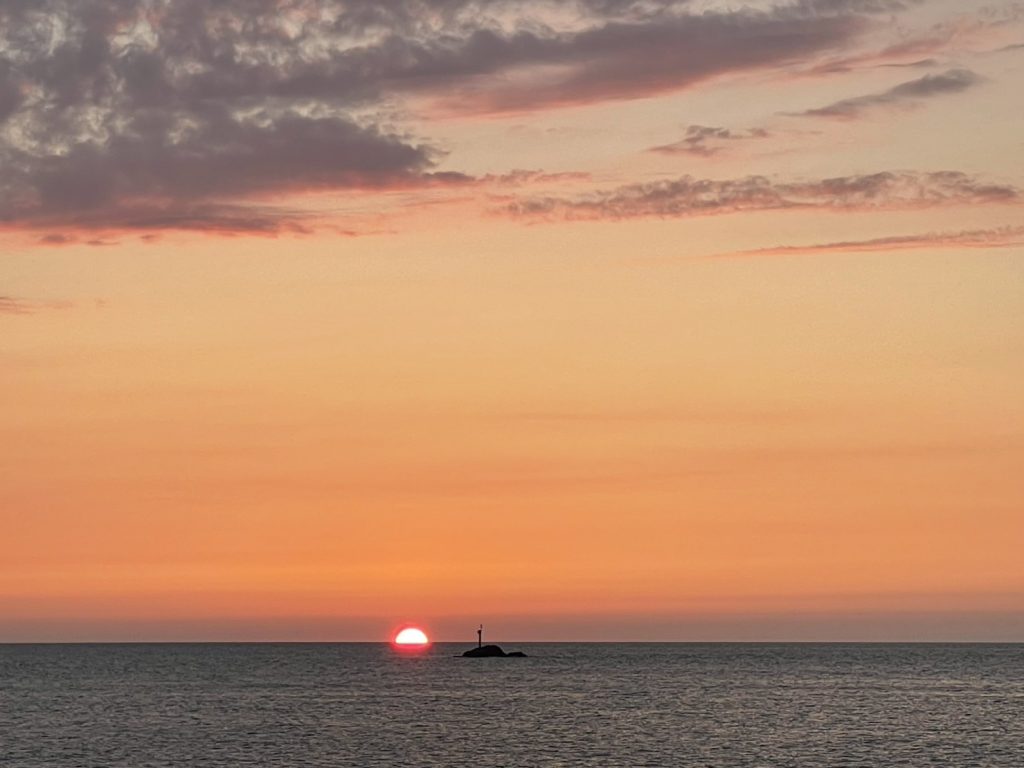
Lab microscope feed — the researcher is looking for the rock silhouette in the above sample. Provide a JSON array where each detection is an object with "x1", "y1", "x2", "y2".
[{"x1": 461, "y1": 644, "x2": 527, "y2": 658}]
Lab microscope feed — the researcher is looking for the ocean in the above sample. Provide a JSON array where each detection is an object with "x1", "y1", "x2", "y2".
[{"x1": 2, "y1": 643, "x2": 1022, "y2": 767}]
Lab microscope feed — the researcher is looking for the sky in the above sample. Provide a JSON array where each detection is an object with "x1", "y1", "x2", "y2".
[{"x1": 1, "y1": 0, "x2": 1022, "y2": 643}]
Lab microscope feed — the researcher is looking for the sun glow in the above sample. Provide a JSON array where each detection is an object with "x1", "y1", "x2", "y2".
[{"x1": 393, "y1": 627, "x2": 430, "y2": 647}]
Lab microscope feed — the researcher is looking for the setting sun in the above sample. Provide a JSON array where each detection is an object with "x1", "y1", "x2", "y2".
[{"x1": 393, "y1": 627, "x2": 430, "y2": 647}]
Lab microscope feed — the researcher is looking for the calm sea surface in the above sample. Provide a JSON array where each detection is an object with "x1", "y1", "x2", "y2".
[{"x1": 2, "y1": 643, "x2": 1022, "y2": 767}]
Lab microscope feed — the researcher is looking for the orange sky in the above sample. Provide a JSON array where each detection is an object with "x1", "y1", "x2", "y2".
[{"x1": 1, "y1": 0, "x2": 1022, "y2": 641}]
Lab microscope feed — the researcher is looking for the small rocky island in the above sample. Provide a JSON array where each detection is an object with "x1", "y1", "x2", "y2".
[
  {"x1": 462, "y1": 644, "x2": 527, "y2": 658},
  {"x1": 461, "y1": 625, "x2": 527, "y2": 657}
]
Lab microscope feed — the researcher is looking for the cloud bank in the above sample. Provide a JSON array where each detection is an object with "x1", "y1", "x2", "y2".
[{"x1": 0, "y1": 0, "x2": 909, "y2": 234}]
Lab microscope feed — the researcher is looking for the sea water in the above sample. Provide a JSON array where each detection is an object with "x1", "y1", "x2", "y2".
[{"x1": 2, "y1": 643, "x2": 1022, "y2": 766}]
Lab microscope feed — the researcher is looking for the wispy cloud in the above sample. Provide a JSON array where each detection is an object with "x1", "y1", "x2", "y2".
[
  {"x1": 794, "y1": 69, "x2": 982, "y2": 119},
  {"x1": 0, "y1": 295, "x2": 75, "y2": 315},
  {"x1": 807, "y1": 6, "x2": 1024, "y2": 74},
  {"x1": 716, "y1": 225, "x2": 1024, "y2": 258},
  {"x1": 0, "y1": 296, "x2": 30, "y2": 315},
  {"x1": 648, "y1": 126, "x2": 771, "y2": 157},
  {"x1": 21, "y1": 203, "x2": 323, "y2": 239},
  {"x1": 481, "y1": 170, "x2": 593, "y2": 186},
  {"x1": 876, "y1": 58, "x2": 940, "y2": 68},
  {"x1": 507, "y1": 171, "x2": 1019, "y2": 221}
]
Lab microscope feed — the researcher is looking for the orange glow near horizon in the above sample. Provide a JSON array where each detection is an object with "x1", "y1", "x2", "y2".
[{"x1": 1, "y1": 230, "x2": 1023, "y2": 641}]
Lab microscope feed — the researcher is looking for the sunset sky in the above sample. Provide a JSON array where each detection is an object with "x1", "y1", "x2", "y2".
[{"x1": 2, "y1": 0, "x2": 1022, "y2": 642}]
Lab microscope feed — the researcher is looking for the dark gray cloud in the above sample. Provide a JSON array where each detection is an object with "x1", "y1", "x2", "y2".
[
  {"x1": 0, "y1": 0, "x2": 465, "y2": 232},
  {"x1": 507, "y1": 171, "x2": 1019, "y2": 220},
  {"x1": 430, "y1": 5, "x2": 886, "y2": 113},
  {"x1": 0, "y1": 0, "x2": 911, "y2": 233},
  {"x1": 796, "y1": 68, "x2": 982, "y2": 118},
  {"x1": 0, "y1": 60, "x2": 22, "y2": 121},
  {"x1": 649, "y1": 125, "x2": 771, "y2": 157}
]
